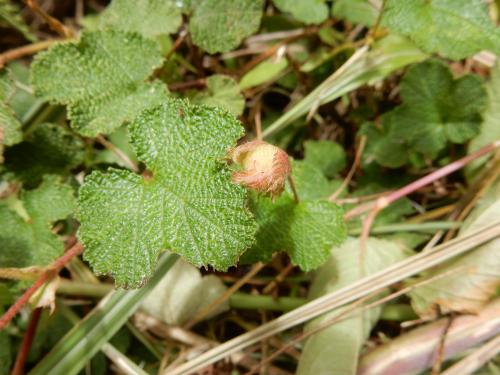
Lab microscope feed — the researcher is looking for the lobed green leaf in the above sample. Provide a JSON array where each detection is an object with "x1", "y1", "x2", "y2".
[
  {"x1": 363, "y1": 60, "x2": 486, "y2": 167},
  {"x1": 31, "y1": 30, "x2": 167, "y2": 136},
  {"x1": 0, "y1": 70, "x2": 22, "y2": 161},
  {"x1": 382, "y1": 0, "x2": 500, "y2": 60},
  {"x1": 0, "y1": 175, "x2": 75, "y2": 268},
  {"x1": 273, "y1": 0, "x2": 328, "y2": 25},
  {"x1": 303, "y1": 140, "x2": 346, "y2": 178},
  {"x1": 189, "y1": 75, "x2": 245, "y2": 116},
  {"x1": 4, "y1": 123, "x2": 85, "y2": 187},
  {"x1": 190, "y1": 0, "x2": 264, "y2": 53},
  {"x1": 243, "y1": 193, "x2": 346, "y2": 270},
  {"x1": 78, "y1": 99, "x2": 256, "y2": 288},
  {"x1": 97, "y1": 0, "x2": 182, "y2": 37}
]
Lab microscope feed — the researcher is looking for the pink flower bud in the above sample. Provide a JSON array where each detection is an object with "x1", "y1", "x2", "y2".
[{"x1": 230, "y1": 140, "x2": 291, "y2": 199}]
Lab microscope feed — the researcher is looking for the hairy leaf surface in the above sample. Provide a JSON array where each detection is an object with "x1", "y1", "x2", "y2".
[
  {"x1": 382, "y1": 0, "x2": 500, "y2": 60},
  {"x1": 242, "y1": 193, "x2": 346, "y2": 269},
  {"x1": 468, "y1": 62, "x2": 500, "y2": 175},
  {"x1": 290, "y1": 160, "x2": 336, "y2": 201},
  {"x1": 189, "y1": 75, "x2": 245, "y2": 116},
  {"x1": 78, "y1": 99, "x2": 256, "y2": 288},
  {"x1": 0, "y1": 176, "x2": 75, "y2": 268},
  {"x1": 31, "y1": 30, "x2": 167, "y2": 136},
  {"x1": 303, "y1": 140, "x2": 346, "y2": 178},
  {"x1": 363, "y1": 60, "x2": 486, "y2": 166},
  {"x1": 5, "y1": 123, "x2": 85, "y2": 187},
  {"x1": 190, "y1": 0, "x2": 264, "y2": 53},
  {"x1": 97, "y1": 0, "x2": 182, "y2": 37},
  {"x1": 360, "y1": 118, "x2": 409, "y2": 168},
  {"x1": 0, "y1": 70, "x2": 22, "y2": 161},
  {"x1": 332, "y1": 0, "x2": 377, "y2": 26},
  {"x1": 393, "y1": 61, "x2": 485, "y2": 154}
]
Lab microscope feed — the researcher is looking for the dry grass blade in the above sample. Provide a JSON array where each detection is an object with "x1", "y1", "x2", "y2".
[
  {"x1": 359, "y1": 299, "x2": 500, "y2": 374},
  {"x1": 441, "y1": 335, "x2": 500, "y2": 375},
  {"x1": 165, "y1": 221, "x2": 500, "y2": 375}
]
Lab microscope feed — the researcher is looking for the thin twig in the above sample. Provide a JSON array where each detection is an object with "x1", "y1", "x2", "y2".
[
  {"x1": 11, "y1": 308, "x2": 42, "y2": 375},
  {"x1": 166, "y1": 28, "x2": 188, "y2": 60},
  {"x1": 330, "y1": 136, "x2": 367, "y2": 201},
  {"x1": 287, "y1": 175, "x2": 300, "y2": 203},
  {"x1": 96, "y1": 135, "x2": 139, "y2": 173},
  {"x1": 0, "y1": 39, "x2": 61, "y2": 68},
  {"x1": 431, "y1": 314, "x2": 454, "y2": 375},
  {"x1": 184, "y1": 263, "x2": 265, "y2": 329},
  {"x1": 262, "y1": 264, "x2": 294, "y2": 295},
  {"x1": 168, "y1": 78, "x2": 207, "y2": 91},
  {"x1": 334, "y1": 190, "x2": 392, "y2": 205},
  {"x1": 25, "y1": 0, "x2": 74, "y2": 38},
  {"x1": 254, "y1": 101, "x2": 262, "y2": 140},
  {"x1": 406, "y1": 204, "x2": 455, "y2": 223},
  {"x1": 359, "y1": 208, "x2": 378, "y2": 274},
  {"x1": 0, "y1": 243, "x2": 84, "y2": 330},
  {"x1": 345, "y1": 141, "x2": 500, "y2": 220}
]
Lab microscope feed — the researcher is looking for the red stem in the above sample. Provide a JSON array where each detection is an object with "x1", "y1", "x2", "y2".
[
  {"x1": 0, "y1": 243, "x2": 84, "y2": 331},
  {"x1": 11, "y1": 307, "x2": 42, "y2": 375},
  {"x1": 345, "y1": 141, "x2": 500, "y2": 220}
]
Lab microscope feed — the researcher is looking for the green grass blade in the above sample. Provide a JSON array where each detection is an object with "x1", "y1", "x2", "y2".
[
  {"x1": 28, "y1": 253, "x2": 179, "y2": 375},
  {"x1": 262, "y1": 35, "x2": 427, "y2": 138}
]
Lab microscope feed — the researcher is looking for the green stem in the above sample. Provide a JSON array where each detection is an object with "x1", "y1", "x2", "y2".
[
  {"x1": 58, "y1": 280, "x2": 113, "y2": 297},
  {"x1": 379, "y1": 303, "x2": 417, "y2": 321},
  {"x1": 125, "y1": 322, "x2": 164, "y2": 360},
  {"x1": 29, "y1": 253, "x2": 179, "y2": 375},
  {"x1": 348, "y1": 221, "x2": 461, "y2": 236},
  {"x1": 22, "y1": 103, "x2": 64, "y2": 134},
  {"x1": 262, "y1": 36, "x2": 427, "y2": 138},
  {"x1": 57, "y1": 281, "x2": 307, "y2": 312},
  {"x1": 230, "y1": 293, "x2": 305, "y2": 311}
]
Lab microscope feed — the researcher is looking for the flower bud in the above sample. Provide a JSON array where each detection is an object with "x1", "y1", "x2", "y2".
[{"x1": 230, "y1": 140, "x2": 291, "y2": 199}]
